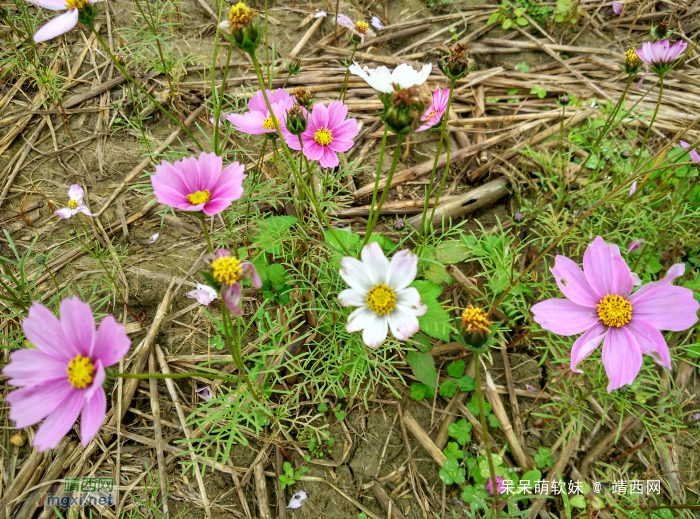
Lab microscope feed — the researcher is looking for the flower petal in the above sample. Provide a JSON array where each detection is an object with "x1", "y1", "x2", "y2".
[
  {"x1": 549, "y1": 255, "x2": 600, "y2": 307},
  {"x1": 80, "y1": 386, "x2": 106, "y2": 446},
  {"x1": 626, "y1": 318, "x2": 672, "y2": 369},
  {"x1": 67, "y1": 184, "x2": 84, "y2": 202},
  {"x1": 92, "y1": 315, "x2": 130, "y2": 367},
  {"x1": 583, "y1": 236, "x2": 634, "y2": 298},
  {"x1": 339, "y1": 256, "x2": 372, "y2": 292},
  {"x1": 531, "y1": 298, "x2": 599, "y2": 335},
  {"x1": 388, "y1": 308, "x2": 420, "y2": 340},
  {"x1": 628, "y1": 283, "x2": 699, "y2": 331},
  {"x1": 2, "y1": 349, "x2": 67, "y2": 386},
  {"x1": 23, "y1": 302, "x2": 75, "y2": 359},
  {"x1": 6, "y1": 379, "x2": 73, "y2": 429},
  {"x1": 360, "y1": 242, "x2": 390, "y2": 286},
  {"x1": 33, "y1": 390, "x2": 83, "y2": 451},
  {"x1": 362, "y1": 313, "x2": 389, "y2": 348},
  {"x1": 386, "y1": 249, "x2": 419, "y2": 292},
  {"x1": 338, "y1": 288, "x2": 366, "y2": 308},
  {"x1": 54, "y1": 207, "x2": 75, "y2": 219},
  {"x1": 222, "y1": 283, "x2": 243, "y2": 316},
  {"x1": 319, "y1": 145, "x2": 339, "y2": 168},
  {"x1": 396, "y1": 287, "x2": 428, "y2": 316},
  {"x1": 85, "y1": 360, "x2": 105, "y2": 401},
  {"x1": 570, "y1": 321, "x2": 607, "y2": 373},
  {"x1": 33, "y1": 9, "x2": 78, "y2": 43},
  {"x1": 26, "y1": 0, "x2": 68, "y2": 10},
  {"x1": 60, "y1": 296, "x2": 95, "y2": 357},
  {"x1": 346, "y1": 306, "x2": 374, "y2": 333},
  {"x1": 601, "y1": 326, "x2": 642, "y2": 392}
]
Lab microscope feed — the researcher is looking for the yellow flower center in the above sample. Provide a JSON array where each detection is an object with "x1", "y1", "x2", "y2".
[
  {"x1": 68, "y1": 200, "x2": 78, "y2": 209},
  {"x1": 366, "y1": 283, "x2": 397, "y2": 316},
  {"x1": 67, "y1": 355, "x2": 94, "y2": 389},
  {"x1": 426, "y1": 110, "x2": 439, "y2": 120},
  {"x1": 263, "y1": 116, "x2": 278, "y2": 130},
  {"x1": 314, "y1": 128, "x2": 333, "y2": 146},
  {"x1": 211, "y1": 256, "x2": 242, "y2": 285},
  {"x1": 597, "y1": 294, "x2": 632, "y2": 328},
  {"x1": 625, "y1": 48, "x2": 642, "y2": 66},
  {"x1": 355, "y1": 21, "x2": 369, "y2": 34},
  {"x1": 461, "y1": 305, "x2": 493, "y2": 334},
  {"x1": 186, "y1": 190, "x2": 211, "y2": 205},
  {"x1": 66, "y1": 0, "x2": 88, "y2": 9},
  {"x1": 228, "y1": 1, "x2": 257, "y2": 30}
]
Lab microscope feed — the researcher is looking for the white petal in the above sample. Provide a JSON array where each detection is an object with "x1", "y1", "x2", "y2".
[
  {"x1": 388, "y1": 308, "x2": 420, "y2": 341},
  {"x1": 149, "y1": 233, "x2": 160, "y2": 244},
  {"x1": 287, "y1": 491, "x2": 308, "y2": 509},
  {"x1": 346, "y1": 306, "x2": 374, "y2": 333},
  {"x1": 386, "y1": 249, "x2": 418, "y2": 291},
  {"x1": 360, "y1": 242, "x2": 390, "y2": 286},
  {"x1": 362, "y1": 313, "x2": 389, "y2": 348},
  {"x1": 396, "y1": 287, "x2": 427, "y2": 316},
  {"x1": 338, "y1": 288, "x2": 367, "y2": 308},
  {"x1": 68, "y1": 184, "x2": 84, "y2": 202},
  {"x1": 314, "y1": 10, "x2": 327, "y2": 18},
  {"x1": 198, "y1": 284, "x2": 218, "y2": 300},
  {"x1": 339, "y1": 256, "x2": 372, "y2": 292},
  {"x1": 33, "y1": 9, "x2": 78, "y2": 43},
  {"x1": 54, "y1": 207, "x2": 74, "y2": 219}
]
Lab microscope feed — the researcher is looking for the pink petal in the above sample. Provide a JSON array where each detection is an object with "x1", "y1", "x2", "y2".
[
  {"x1": 628, "y1": 284, "x2": 699, "y2": 331},
  {"x1": 68, "y1": 184, "x2": 84, "y2": 202},
  {"x1": 570, "y1": 321, "x2": 606, "y2": 373},
  {"x1": 60, "y1": 296, "x2": 95, "y2": 357},
  {"x1": 319, "y1": 146, "x2": 339, "y2": 168},
  {"x1": 627, "y1": 239, "x2": 644, "y2": 253},
  {"x1": 310, "y1": 102, "x2": 329, "y2": 131},
  {"x1": 85, "y1": 360, "x2": 105, "y2": 401},
  {"x1": 23, "y1": 302, "x2": 75, "y2": 359},
  {"x1": 3, "y1": 349, "x2": 67, "y2": 386},
  {"x1": 76, "y1": 204, "x2": 97, "y2": 217},
  {"x1": 327, "y1": 101, "x2": 348, "y2": 129},
  {"x1": 626, "y1": 318, "x2": 672, "y2": 369},
  {"x1": 240, "y1": 261, "x2": 262, "y2": 288},
  {"x1": 601, "y1": 326, "x2": 642, "y2": 392},
  {"x1": 54, "y1": 207, "x2": 75, "y2": 219},
  {"x1": 388, "y1": 308, "x2": 420, "y2": 340},
  {"x1": 33, "y1": 390, "x2": 83, "y2": 451},
  {"x1": 248, "y1": 90, "x2": 270, "y2": 114},
  {"x1": 583, "y1": 236, "x2": 634, "y2": 298},
  {"x1": 222, "y1": 283, "x2": 243, "y2": 316},
  {"x1": 80, "y1": 387, "x2": 106, "y2": 446},
  {"x1": 361, "y1": 242, "x2": 390, "y2": 286},
  {"x1": 303, "y1": 140, "x2": 324, "y2": 162},
  {"x1": 629, "y1": 181, "x2": 637, "y2": 196},
  {"x1": 328, "y1": 139, "x2": 355, "y2": 153},
  {"x1": 660, "y1": 263, "x2": 685, "y2": 284},
  {"x1": 196, "y1": 151, "x2": 223, "y2": 191},
  {"x1": 92, "y1": 315, "x2": 130, "y2": 367},
  {"x1": 531, "y1": 298, "x2": 599, "y2": 336},
  {"x1": 332, "y1": 118, "x2": 359, "y2": 141},
  {"x1": 7, "y1": 379, "x2": 73, "y2": 429},
  {"x1": 33, "y1": 9, "x2": 78, "y2": 43},
  {"x1": 386, "y1": 249, "x2": 418, "y2": 291},
  {"x1": 550, "y1": 255, "x2": 600, "y2": 307}
]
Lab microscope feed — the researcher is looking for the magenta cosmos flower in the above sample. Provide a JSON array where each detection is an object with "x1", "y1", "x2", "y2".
[
  {"x1": 3, "y1": 297, "x2": 130, "y2": 451},
  {"x1": 224, "y1": 88, "x2": 293, "y2": 135},
  {"x1": 532, "y1": 237, "x2": 698, "y2": 391},
  {"x1": 636, "y1": 39, "x2": 687, "y2": 86},
  {"x1": 417, "y1": 88, "x2": 450, "y2": 132},
  {"x1": 27, "y1": 0, "x2": 104, "y2": 43},
  {"x1": 285, "y1": 101, "x2": 359, "y2": 168},
  {"x1": 151, "y1": 151, "x2": 245, "y2": 216},
  {"x1": 206, "y1": 249, "x2": 262, "y2": 316},
  {"x1": 338, "y1": 242, "x2": 427, "y2": 348},
  {"x1": 54, "y1": 184, "x2": 97, "y2": 219},
  {"x1": 680, "y1": 141, "x2": 700, "y2": 162},
  {"x1": 336, "y1": 13, "x2": 376, "y2": 44}
]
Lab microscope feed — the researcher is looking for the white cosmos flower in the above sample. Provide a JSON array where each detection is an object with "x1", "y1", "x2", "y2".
[
  {"x1": 348, "y1": 62, "x2": 432, "y2": 94},
  {"x1": 338, "y1": 242, "x2": 427, "y2": 348}
]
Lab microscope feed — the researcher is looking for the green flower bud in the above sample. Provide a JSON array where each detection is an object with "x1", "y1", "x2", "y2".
[{"x1": 286, "y1": 106, "x2": 307, "y2": 135}]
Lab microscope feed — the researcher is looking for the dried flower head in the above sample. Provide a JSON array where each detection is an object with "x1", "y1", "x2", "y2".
[
  {"x1": 621, "y1": 150, "x2": 631, "y2": 159},
  {"x1": 559, "y1": 94, "x2": 570, "y2": 106},
  {"x1": 460, "y1": 305, "x2": 493, "y2": 350},
  {"x1": 442, "y1": 43, "x2": 470, "y2": 79},
  {"x1": 513, "y1": 211, "x2": 525, "y2": 223},
  {"x1": 293, "y1": 86, "x2": 311, "y2": 108},
  {"x1": 392, "y1": 216, "x2": 406, "y2": 230}
]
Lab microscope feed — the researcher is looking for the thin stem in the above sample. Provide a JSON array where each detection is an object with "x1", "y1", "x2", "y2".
[
  {"x1": 198, "y1": 213, "x2": 214, "y2": 253},
  {"x1": 634, "y1": 78, "x2": 664, "y2": 170},
  {"x1": 138, "y1": 0, "x2": 175, "y2": 93},
  {"x1": 272, "y1": 138, "x2": 301, "y2": 218},
  {"x1": 222, "y1": 303, "x2": 259, "y2": 400},
  {"x1": 89, "y1": 25, "x2": 203, "y2": 151},
  {"x1": 340, "y1": 42, "x2": 358, "y2": 102},
  {"x1": 474, "y1": 351, "x2": 500, "y2": 517},
  {"x1": 364, "y1": 126, "x2": 389, "y2": 243}
]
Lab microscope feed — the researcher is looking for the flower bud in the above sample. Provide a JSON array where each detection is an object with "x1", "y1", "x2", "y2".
[
  {"x1": 393, "y1": 216, "x2": 406, "y2": 230},
  {"x1": 620, "y1": 150, "x2": 631, "y2": 159},
  {"x1": 459, "y1": 305, "x2": 493, "y2": 351},
  {"x1": 559, "y1": 94, "x2": 570, "y2": 106},
  {"x1": 440, "y1": 43, "x2": 471, "y2": 80},
  {"x1": 77, "y1": 3, "x2": 98, "y2": 26},
  {"x1": 286, "y1": 105, "x2": 307, "y2": 135},
  {"x1": 643, "y1": 187, "x2": 652, "y2": 195},
  {"x1": 287, "y1": 57, "x2": 303, "y2": 75},
  {"x1": 220, "y1": 2, "x2": 260, "y2": 53},
  {"x1": 383, "y1": 87, "x2": 425, "y2": 135},
  {"x1": 292, "y1": 86, "x2": 312, "y2": 109},
  {"x1": 512, "y1": 211, "x2": 525, "y2": 223},
  {"x1": 650, "y1": 19, "x2": 671, "y2": 41}
]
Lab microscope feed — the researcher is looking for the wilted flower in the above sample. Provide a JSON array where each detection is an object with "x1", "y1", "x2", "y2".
[
  {"x1": 336, "y1": 13, "x2": 375, "y2": 44},
  {"x1": 55, "y1": 185, "x2": 97, "y2": 219},
  {"x1": 287, "y1": 491, "x2": 308, "y2": 509},
  {"x1": 348, "y1": 62, "x2": 432, "y2": 95},
  {"x1": 292, "y1": 86, "x2": 312, "y2": 109},
  {"x1": 460, "y1": 305, "x2": 493, "y2": 351},
  {"x1": 338, "y1": 242, "x2": 427, "y2": 348},
  {"x1": 636, "y1": 39, "x2": 687, "y2": 86},
  {"x1": 621, "y1": 150, "x2": 631, "y2": 159},
  {"x1": 526, "y1": 384, "x2": 536, "y2": 391},
  {"x1": 680, "y1": 140, "x2": 700, "y2": 162},
  {"x1": 416, "y1": 88, "x2": 450, "y2": 132},
  {"x1": 559, "y1": 94, "x2": 570, "y2": 106},
  {"x1": 187, "y1": 284, "x2": 218, "y2": 306},
  {"x1": 284, "y1": 101, "x2": 359, "y2": 168},
  {"x1": 219, "y1": 1, "x2": 260, "y2": 52},
  {"x1": 206, "y1": 249, "x2": 262, "y2": 316},
  {"x1": 612, "y1": 2, "x2": 623, "y2": 14},
  {"x1": 224, "y1": 88, "x2": 294, "y2": 135},
  {"x1": 486, "y1": 476, "x2": 506, "y2": 496},
  {"x1": 513, "y1": 211, "x2": 525, "y2": 223},
  {"x1": 370, "y1": 15, "x2": 385, "y2": 30},
  {"x1": 195, "y1": 387, "x2": 213, "y2": 400},
  {"x1": 384, "y1": 87, "x2": 426, "y2": 135},
  {"x1": 531, "y1": 237, "x2": 699, "y2": 392},
  {"x1": 650, "y1": 19, "x2": 672, "y2": 41},
  {"x1": 627, "y1": 239, "x2": 644, "y2": 253},
  {"x1": 3, "y1": 297, "x2": 130, "y2": 451},
  {"x1": 27, "y1": 0, "x2": 103, "y2": 43},
  {"x1": 151, "y1": 152, "x2": 246, "y2": 216},
  {"x1": 441, "y1": 43, "x2": 471, "y2": 80}
]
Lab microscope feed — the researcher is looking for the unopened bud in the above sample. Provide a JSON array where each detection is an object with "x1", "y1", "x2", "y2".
[
  {"x1": 559, "y1": 95, "x2": 570, "y2": 106},
  {"x1": 286, "y1": 105, "x2": 307, "y2": 135},
  {"x1": 459, "y1": 305, "x2": 493, "y2": 351},
  {"x1": 513, "y1": 212, "x2": 525, "y2": 223},
  {"x1": 393, "y1": 217, "x2": 406, "y2": 230}
]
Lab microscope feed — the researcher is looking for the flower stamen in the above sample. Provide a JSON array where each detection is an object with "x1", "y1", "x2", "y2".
[
  {"x1": 66, "y1": 0, "x2": 88, "y2": 9},
  {"x1": 461, "y1": 305, "x2": 493, "y2": 334},
  {"x1": 314, "y1": 128, "x2": 333, "y2": 146},
  {"x1": 211, "y1": 256, "x2": 242, "y2": 285},
  {"x1": 263, "y1": 116, "x2": 278, "y2": 130},
  {"x1": 426, "y1": 110, "x2": 439, "y2": 120},
  {"x1": 625, "y1": 48, "x2": 641, "y2": 66},
  {"x1": 355, "y1": 21, "x2": 369, "y2": 34},
  {"x1": 186, "y1": 190, "x2": 211, "y2": 205},
  {"x1": 597, "y1": 294, "x2": 632, "y2": 327},
  {"x1": 366, "y1": 283, "x2": 396, "y2": 316},
  {"x1": 228, "y1": 1, "x2": 257, "y2": 30},
  {"x1": 68, "y1": 200, "x2": 78, "y2": 209},
  {"x1": 67, "y1": 355, "x2": 94, "y2": 389}
]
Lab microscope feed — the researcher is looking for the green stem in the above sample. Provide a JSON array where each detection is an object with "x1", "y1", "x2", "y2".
[
  {"x1": 198, "y1": 213, "x2": 214, "y2": 253},
  {"x1": 340, "y1": 42, "x2": 358, "y2": 102},
  {"x1": 634, "y1": 78, "x2": 664, "y2": 170},
  {"x1": 474, "y1": 351, "x2": 500, "y2": 517},
  {"x1": 222, "y1": 302, "x2": 259, "y2": 400},
  {"x1": 89, "y1": 25, "x2": 203, "y2": 151},
  {"x1": 213, "y1": 18, "x2": 234, "y2": 155},
  {"x1": 273, "y1": 138, "x2": 301, "y2": 218},
  {"x1": 362, "y1": 134, "x2": 405, "y2": 244},
  {"x1": 363, "y1": 126, "x2": 389, "y2": 246}
]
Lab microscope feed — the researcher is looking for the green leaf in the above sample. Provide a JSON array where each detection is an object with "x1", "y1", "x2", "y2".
[
  {"x1": 325, "y1": 228, "x2": 360, "y2": 254},
  {"x1": 411, "y1": 280, "x2": 454, "y2": 341},
  {"x1": 447, "y1": 360, "x2": 466, "y2": 378},
  {"x1": 488, "y1": 413, "x2": 500, "y2": 428},
  {"x1": 439, "y1": 380, "x2": 457, "y2": 398},
  {"x1": 569, "y1": 495, "x2": 586, "y2": 508},
  {"x1": 514, "y1": 7, "x2": 525, "y2": 16},
  {"x1": 443, "y1": 441, "x2": 465, "y2": 460},
  {"x1": 467, "y1": 395, "x2": 491, "y2": 416},
  {"x1": 422, "y1": 262, "x2": 454, "y2": 286},
  {"x1": 479, "y1": 455, "x2": 506, "y2": 478},
  {"x1": 254, "y1": 216, "x2": 298, "y2": 254},
  {"x1": 279, "y1": 474, "x2": 295, "y2": 489},
  {"x1": 406, "y1": 350, "x2": 438, "y2": 388},
  {"x1": 448, "y1": 418, "x2": 472, "y2": 445},
  {"x1": 488, "y1": 12, "x2": 500, "y2": 24},
  {"x1": 534, "y1": 447, "x2": 555, "y2": 469},
  {"x1": 317, "y1": 402, "x2": 328, "y2": 413},
  {"x1": 457, "y1": 375, "x2": 476, "y2": 392},
  {"x1": 439, "y1": 458, "x2": 465, "y2": 485},
  {"x1": 502, "y1": 18, "x2": 512, "y2": 29},
  {"x1": 507, "y1": 88, "x2": 519, "y2": 95},
  {"x1": 335, "y1": 410, "x2": 345, "y2": 421},
  {"x1": 410, "y1": 382, "x2": 431, "y2": 401},
  {"x1": 266, "y1": 263, "x2": 288, "y2": 292},
  {"x1": 409, "y1": 333, "x2": 433, "y2": 352},
  {"x1": 515, "y1": 62, "x2": 530, "y2": 73},
  {"x1": 516, "y1": 16, "x2": 528, "y2": 25},
  {"x1": 520, "y1": 470, "x2": 542, "y2": 487},
  {"x1": 436, "y1": 240, "x2": 470, "y2": 263},
  {"x1": 210, "y1": 335, "x2": 225, "y2": 351},
  {"x1": 461, "y1": 485, "x2": 489, "y2": 510}
]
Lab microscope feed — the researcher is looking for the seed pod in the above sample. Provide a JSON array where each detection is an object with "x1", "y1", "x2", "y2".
[{"x1": 10, "y1": 433, "x2": 24, "y2": 447}]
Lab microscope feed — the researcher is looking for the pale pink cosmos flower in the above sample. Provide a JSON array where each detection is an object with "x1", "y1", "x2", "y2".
[
  {"x1": 636, "y1": 39, "x2": 687, "y2": 87},
  {"x1": 336, "y1": 13, "x2": 376, "y2": 44},
  {"x1": 338, "y1": 242, "x2": 427, "y2": 348},
  {"x1": 54, "y1": 184, "x2": 97, "y2": 219},
  {"x1": 628, "y1": 239, "x2": 645, "y2": 253},
  {"x1": 205, "y1": 249, "x2": 262, "y2": 316},
  {"x1": 486, "y1": 476, "x2": 506, "y2": 496},
  {"x1": 532, "y1": 237, "x2": 698, "y2": 392},
  {"x1": 285, "y1": 101, "x2": 359, "y2": 168},
  {"x1": 187, "y1": 284, "x2": 218, "y2": 306},
  {"x1": 680, "y1": 141, "x2": 700, "y2": 162},
  {"x1": 150, "y1": 152, "x2": 245, "y2": 216},
  {"x1": 612, "y1": 2, "x2": 623, "y2": 14},
  {"x1": 224, "y1": 89, "x2": 293, "y2": 136},
  {"x1": 629, "y1": 181, "x2": 637, "y2": 196},
  {"x1": 417, "y1": 88, "x2": 450, "y2": 132},
  {"x1": 27, "y1": 0, "x2": 104, "y2": 43},
  {"x1": 2, "y1": 297, "x2": 130, "y2": 451}
]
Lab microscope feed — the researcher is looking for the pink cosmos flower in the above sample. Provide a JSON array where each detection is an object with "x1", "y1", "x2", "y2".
[
  {"x1": 27, "y1": 0, "x2": 104, "y2": 43},
  {"x1": 2, "y1": 297, "x2": 130, "y2": 451},
  {"x1": 612, "y1": 2, "x2": 623, "y2": 14},
  {"x1": 628, "y1": 239, "x2": 645, "y2": 253},
  {"x1": 285, "y1": 101, "x2": 359, "y2": 168},
  {"x1": 680, "y1": 140, "x2": 700, "y2": 162},
  {"x1": 636, "y1": 39, "x2": 687, "y2": 87},
  {"x1": 187, "y1": 284, "x2": 218, "y2": 306},
  {"x1": 224, "y1": 89, "x2": 293, "y2": 135},
  {"x1": 338, "y1": 242, "x2": 427, "y2": 348},
  {"x1": 205, "y1": 249, "x2": 262, "y2": 316},
  {"x1": 417, "y1": 88, "x2": 450, "y2": 132},
  {"x1": 486, "y1": 476, "x2": 506, "y2": 496},
  {"x1": 54, "y1": 184, "x2": 97, "y2": 219},
  {"x1": 532, "y1": 237, "x2": 698, "y2": 392},
  {"x1": 150, "y1": 152, "x2": 245, "y2": 216},
  {"x1": 336, "y1": 13, "x2": 376, "y2": 44}
]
